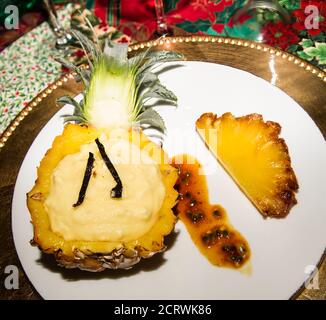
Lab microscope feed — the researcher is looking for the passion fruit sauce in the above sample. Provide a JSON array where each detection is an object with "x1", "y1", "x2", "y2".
[{"x1": 172, "y1": 155, "x2": 250, "y2": 269}]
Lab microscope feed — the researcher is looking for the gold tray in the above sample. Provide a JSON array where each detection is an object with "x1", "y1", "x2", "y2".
[{"x1": 0, "y1": 36, "x2": 325, "y2": 300}]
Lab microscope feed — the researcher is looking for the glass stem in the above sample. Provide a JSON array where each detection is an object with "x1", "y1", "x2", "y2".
[
  {"x1": 43, "y1": 0, "x2": 73, "y2": 50},
  {"x1": 154, "y1": 0, "x2": 168, "y2": 35}
]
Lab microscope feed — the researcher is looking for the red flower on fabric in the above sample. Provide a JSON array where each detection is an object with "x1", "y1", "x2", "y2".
[
  {"x1": 117, "y1": 36, "x2": 129, "y2": 43},
  {"x1": 75, "y1": 49, "x2": 85, "y2": 58},
  {"x1": 99, "y1": 22, "x2": 110, "y2": 32},
  {"x1": 62, "y1": 66, "x2": 70, "y2": 73},
  {"x1": 118, "y1": 0, "x2": 234, "y2": 41},
  {"x1": 212, "y1": 23, "x2": 225, "y2": 34},
  {"x1": 292, "y1": 0, "x2": 326, "y2": 36},
  {"x1": 262, "y1": 22, "x2": 300, "y2": 50},
  {"x1": 167, "y1": 0, "x2": 233, "y2": 24}
]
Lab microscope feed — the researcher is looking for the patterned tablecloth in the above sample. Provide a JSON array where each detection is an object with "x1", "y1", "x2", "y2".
[
  {"x1": 0, "y1": 6, "x2": 71, "y2": 134},
  {"x1": 0, "y1": 0, "x2": 325, "y2": 134}
]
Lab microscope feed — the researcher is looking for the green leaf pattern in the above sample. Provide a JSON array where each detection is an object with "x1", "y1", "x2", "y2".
[{"x1": 297, "y1": 40, "x2": 326, "y2": 65}]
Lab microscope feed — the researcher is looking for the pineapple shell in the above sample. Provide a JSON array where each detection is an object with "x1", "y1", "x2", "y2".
[
  {"x1": 27, "y1": 124, "x2": 178, "y2": 271},
  {"x1": 196, "y1": 112, "x2": 299, "y2": 218}
]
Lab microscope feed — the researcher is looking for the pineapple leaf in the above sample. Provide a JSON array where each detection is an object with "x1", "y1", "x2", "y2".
[
  {"x1": 56, "y1": 26, "x2": 183, "y2": 133},
  {"x1": 129, "y1": 47, "x2": 152, "y2": 70},
  {"x1": 55, "y1": 56, "x2": 89, "y2": 86},
  {"x1": 57, "y1": 96, "x2": 87, "y2": 124},
  {"x1": 135, "y1": 108, "x2": 166, "y2": 133},
  {"x1": 71, "y1": 29, "x2": 99, "y2": 55},
  {"x1": 57, "y1": 96, "x2": 81, "y2": 109},
  {"x1": 74, "y1": 69, "x2": 91, "y2": 84},
  {"x1": 136, "y1": 70, "x2": 158, "y2": 88},
  {"x1": 138, "y1": 51, "x2": 184, "y2": 74},
  {"x1": 141, "y1": 82, "x2": 178, "y2": 105},
  {"x1": 55, "y1": 56, "x2": 77, "y2": 71},
  {"x1": 148, "y1": 50, "x2": 184, "y2": 60},
  {"x1": 61, "y1": 114, "x2": 87, "y2": 124},
  {"x1": 71, "y1": 29, "x2": 95, "y2": 69}
]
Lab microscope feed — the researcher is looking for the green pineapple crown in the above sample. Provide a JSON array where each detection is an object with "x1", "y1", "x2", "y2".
[{"x1": 57, "y1": 29, "x2": 183, "y2": 133}]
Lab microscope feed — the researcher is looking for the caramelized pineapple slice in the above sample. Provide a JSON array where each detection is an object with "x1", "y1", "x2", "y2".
[{"x1": 196, "y1": 113, "x2": 299, "y2": 218}]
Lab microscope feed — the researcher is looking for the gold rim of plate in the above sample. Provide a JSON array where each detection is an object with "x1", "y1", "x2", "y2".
[{"x1": 0, "y1": 36, "x2": 325, "y2": 300}]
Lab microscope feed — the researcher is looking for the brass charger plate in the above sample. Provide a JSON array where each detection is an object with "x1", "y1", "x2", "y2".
[{"x1": 0, "y1": 36, "x2": 325, "y2": 300}]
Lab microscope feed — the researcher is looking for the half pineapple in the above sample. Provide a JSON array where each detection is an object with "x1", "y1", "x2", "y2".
[
  {"x1": 196, "y1": 112, "x2": 299, "y2": 218},
  {"x1": 27, "y1": 34, "x2": 182, "y2": 271}
]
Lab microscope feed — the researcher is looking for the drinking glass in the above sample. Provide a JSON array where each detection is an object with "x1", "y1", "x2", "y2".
[{"x1": 228, "y1": 0, "x2": 291, "y2": 42}]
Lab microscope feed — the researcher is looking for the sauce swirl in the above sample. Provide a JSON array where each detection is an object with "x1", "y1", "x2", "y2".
[{"x1": 173, "y1": 155, "x2": 250, "y2": 269}]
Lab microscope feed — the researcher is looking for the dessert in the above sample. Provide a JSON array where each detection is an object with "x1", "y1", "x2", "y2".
[{"x1": 27, "y1": 35, "x2": 182, "y2": 271}]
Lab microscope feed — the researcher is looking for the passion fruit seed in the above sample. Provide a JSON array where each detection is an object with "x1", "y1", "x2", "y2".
[
  {"x1": 221, "y1": 244, "x2": 247, "y2": 265},
  {"x1": 186, "y1": 210, "x2": 204, "y2": 223},
  {"x1": 222, "y1": 244, "x2": 236, "y2": 253},
  {"x1": 181, "y1": 172, "x2": 191, "y2": 184},
  {"x1": 212, "y1": 209, "x2": 221, "y2": 217},
  {"x1": 202, "y1": 232, "x2": 215, "y2": 246},
  {"x1": 201, "y1": 227, "x2": 231, "y2": 246},
  {"x1": 222, "y1": 230, "x2": 229, "y2": 238},
  {"x1": 230, "y1": 255, "x2": 243, "y2": 263}
]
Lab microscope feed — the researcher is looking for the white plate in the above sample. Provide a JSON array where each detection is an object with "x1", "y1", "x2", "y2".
[{"x1": 12, "y1": 61, "x2": 326, "y2": 300}]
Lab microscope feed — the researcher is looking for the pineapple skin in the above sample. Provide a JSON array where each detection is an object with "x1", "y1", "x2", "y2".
[
  {"x1": 27, "y1": 124, "x2": 178, "y2": 271},
  {"x1": 196, "y1": 112, "x2": 299, "y2": 218}
]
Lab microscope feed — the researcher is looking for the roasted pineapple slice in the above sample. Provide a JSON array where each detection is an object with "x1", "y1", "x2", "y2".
[
  {"x1": 196, "y1": 112, "x2": 299, "y2": 218},
  {"x1": 28, "y1": 124, "x2": 178, "y2": 271}
]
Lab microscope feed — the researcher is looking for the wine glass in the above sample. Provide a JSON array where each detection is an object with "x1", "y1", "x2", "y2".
[
  {"x1": 154, "y1": 0, "x2": 170, "y2": 37},
  {"x1": 43, "y1": 0, "x2": 73, "y2": 50},
  {"x1": 228, "y1": 0, "x2": 291, "y2": 42}
]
